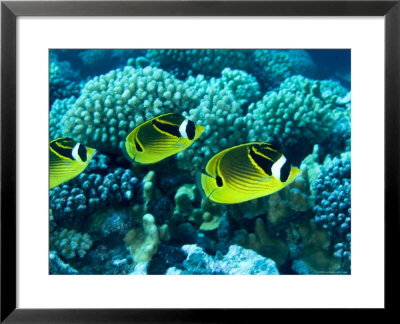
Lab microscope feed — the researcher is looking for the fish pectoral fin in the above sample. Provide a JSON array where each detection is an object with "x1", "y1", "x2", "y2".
[
  {"x1": 196, "y1": 170, "x2": 215, "y2": 201},
  {"x1": 196, "y1": 172, "x2": 207, "y2": 200},
  {"x1": 257, "y1": 175, "x2": 274, "y2": 184},
  {"x1": 172, "y1": 138, "x2": 186, "y2": 148}
]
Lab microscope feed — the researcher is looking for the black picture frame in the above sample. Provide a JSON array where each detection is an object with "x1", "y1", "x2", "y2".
[{"x1": 1, "y1": 0, "x2": 398, "y2": 322}]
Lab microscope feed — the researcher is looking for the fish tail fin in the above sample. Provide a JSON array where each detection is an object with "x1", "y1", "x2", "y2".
[
  {"x1": 195, "y1": 125, "x2": 206, "y2": 140},
  {"x1": 87, "y1": 147, "x2": 97, "y2": 160}
]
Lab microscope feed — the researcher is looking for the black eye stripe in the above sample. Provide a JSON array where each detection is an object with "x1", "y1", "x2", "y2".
[
  {"x1": 280, "y1": 160, "x2": 291, "y2": 182},
  {"x1": 78, "y1": 144, "x2": 87, "y2": 162},
  {"x1": 186, "y1": 120, "x2": 196, "y2": 140}
]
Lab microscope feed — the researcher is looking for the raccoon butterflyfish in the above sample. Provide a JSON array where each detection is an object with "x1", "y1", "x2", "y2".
[
  {"x1": 124, "y1": 113, "x2": 205, "y2": 164},
  {"x1": 49, "y1": 137, "x2": 96, "y2": 189},
  {"x1": 199, "y1": 142, "x2": 301, "y2": 204}
]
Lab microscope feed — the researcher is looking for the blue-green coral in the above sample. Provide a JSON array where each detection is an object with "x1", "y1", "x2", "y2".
[
  {"x1": 49, "y1": 97, "x2": 76, "y2": 140},
  {"x1": 49, "y1": 165, "x2": 140, "y2": 230},
  {"x1": 146, "y1": 49, "x2": 317, "y2": 92},
  {"x1": 246, "y1": 75, "x2": 350, "y2": 162},
  {"x1": 251, "y1": 50, "x2": 316, "y2": 91},
  {"x1": 50, "y1": 228, "x2": 93, "y2": 259},
  {"x1": 49, "y1": 53, "x2": 82, "y2": 105},
  {"x1": 146, "y1": 49, "x2": 252, "y2": 79},
  {"x1": 313, "y1": 152, "x2": 351, "y2": 273}
]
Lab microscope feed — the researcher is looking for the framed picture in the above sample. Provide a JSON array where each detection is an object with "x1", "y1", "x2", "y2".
[{"x1": 1, "y1": 0, "x2": 398, "y2": 321}]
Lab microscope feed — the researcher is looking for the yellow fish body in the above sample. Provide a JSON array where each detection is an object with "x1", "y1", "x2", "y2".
[
  {"x1": 49, "y1": 137, "x2": 96, "y2": 189},
  {"x1": 124, "y1": 113, "x2": 205, "y2": 164},
  {"x1": 200, "y1": 142, "x2": 300, "y2": 204}
]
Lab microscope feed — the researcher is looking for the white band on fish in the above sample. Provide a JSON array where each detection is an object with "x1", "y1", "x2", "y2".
[
  {"x1": 72, "y1": 143, "x2": 81, "y2": 161},
  {"x1": 179, "y1": 119, "x2": 189, "y2": 138},
  {"x1": 272, "y1": 155, "x2": 287, "y2": 181}
]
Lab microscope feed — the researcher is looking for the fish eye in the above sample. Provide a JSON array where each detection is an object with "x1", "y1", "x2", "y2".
[{"x1": 216, "y1": 176, "x2": 223, "y2": 187}]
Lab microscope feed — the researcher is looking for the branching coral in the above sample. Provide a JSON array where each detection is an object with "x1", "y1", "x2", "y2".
[
  {"x1": 246, "y1": 75, "x2": 350, "y2": 162},
  {"x1": 49, "y1": 167, "x2": 140, "y2": 229},
  {"x1": 146, "y1": 49, "x2": 252, "y2": 79},
  {"x1": 49, "y1": 97, "x2": 76, "y2": 140},
  {"x1": 124, "y1": 213, "x2": 160, "y2": 264},
  {"x1": 251, "y1": 49, "x2": 317, "y2": 91},
  {"x1": 50, "y1": 228, "x2": 93, "y2": 259},
  {"x1": 219, "y1": 68, "x2": 261, "y2": 107},
  {"x1": 173, "y1": 184, "x2": 200, "y2": 217},
  {"x1": 49, "y1": 54, "x2": 82, "y2": 104},
  {"x1": 295, "y1": 219, "x2": 341, "y2": 274},
  {"x1": 145, "y1": 49, "x2": 316, "y2": 92},
  {"x1": 313, "y1": 152, "x2": 351, "y2": 273},
  {"x1": 172, "y1": 184, "x2": 225, "y2": 231}
]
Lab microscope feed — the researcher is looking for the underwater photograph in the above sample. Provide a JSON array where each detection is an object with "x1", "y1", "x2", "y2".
[{"x1": 49, "y1": 49, "x2": 351, "y2": 275}]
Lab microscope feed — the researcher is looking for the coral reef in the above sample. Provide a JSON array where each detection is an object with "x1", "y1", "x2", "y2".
[
  {"x1": 49, "y1": 53, "x2": 82, "y2": 105},
  {"x1": 48, "y1": 49, "x2": 351, "y2": 275},
  {"x1": 124, "y1": 213, "x2": 161, "y2": 264},
  {"x1": 50, "y1": 228, "x2": 93, "y2": 259},
  {"x1": 49, "y1": 167, "x2": 140, "y2": 230},
  {"x1": 146, "y1": 49, "x2": 252, "y2": 79},
  {"x1": 313, "y1": 152, "x2": 351, "y2": 273},
  {"x1": 251, "y1": 50, "x2": 316, "y2": 92},
  {"x1": 78, "y1": 244, "x2": 134, "y2": 275},
  {"x1": 172, "y1": 184, "x2": 224, "y2": 231},
  {"x1": 147, "y1": 244, "x2": 187, "y2": 274},
  {"x1": 295, "y1": 219, "x2": 341, "y2": 274},
  {"x1": 146, "y1": 49, "x2": 317, "y2": 93},
  {"x1": 233, "y1": 217, "x2": 289, "y2": 267},
  {"x1": 49, "y1": 97, "x2": 76, "y2": 140},
  {"x1": 49, "y1": 251, "x2": 79, "y2": 274}
]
